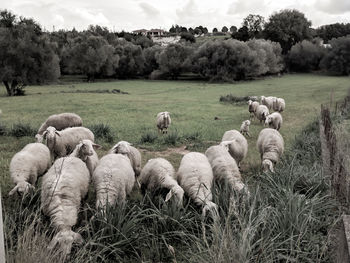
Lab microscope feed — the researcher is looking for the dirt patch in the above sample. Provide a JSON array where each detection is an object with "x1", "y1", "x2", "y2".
[{"x1": 140, "y1": 145, "x2": 191, "y2": 157}]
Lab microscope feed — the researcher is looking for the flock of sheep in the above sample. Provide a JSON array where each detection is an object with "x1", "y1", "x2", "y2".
[{"x1": 7, "y1": 97, "x2": 285, "y2": 255}]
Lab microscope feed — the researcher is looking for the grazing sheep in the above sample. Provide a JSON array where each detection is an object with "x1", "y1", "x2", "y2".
[
  {"x1": 41, "y1": 157, "x2": 90, "y2": 255},
  {"x1": 156, "y1": 112, "x2": 171, "y2": 134},
  {"x1": 255, "y1": 105, "x2": 270, "y2": 123},
  {"x1": 220, "y1": 130, "x2": 248, "y2": 167},
  {"x1": 36, "y1": 113, "x2": 83, "y2": 143},
  {"x1": 9, "y1": 143, "x2": 51, "y2": 196},
  {"x1": 43, "y1": 126, "x2": 94, "y2": 160},
  {"x1": 69, "y1": 139, "x2": 101, "y2": 175},
  {"x1": 257, "y1": 128, "x2": 284, "y2": 173},
  {"x1": 260, "y1": 96, "x2": 276, "y2": 110},
  {"x1": 109, "y1": 141, "x2": 141, "y2": 177},
  {"x1": 248, "y1": 100, "x2": 259, "y2": 119},
  {"x1": 205, "y1": 145, "x2": 249, "y2": 196},
  {"x1": 240, "y1": 120, "x2": 251, "y2": 137},
  {"x1": 176, "y1": 152, "x2": 218, "y2": 218},
  {"x1": 273, "y1": 98, "x2": 286, "y2": 112},
  {"x1": 139, "y1": 158, "x2": 184, "y2": 206},
  {"x1": 93, "y1": 154, "x2": 135, "y2": 213},
  {"x1": 265, "y1": 112, "x2": 283, "y2": 130}
]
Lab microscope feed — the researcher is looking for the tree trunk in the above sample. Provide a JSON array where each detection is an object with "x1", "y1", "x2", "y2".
[
  {"x1": 3, "y1": 81, "x2": 12, "y2": 96},
  {"x1": 11, "y1": 80, "x2": 18, "y2": 96}
]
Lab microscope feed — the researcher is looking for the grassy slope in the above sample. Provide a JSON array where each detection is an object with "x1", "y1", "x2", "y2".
[{"x1": 0, "y1": 74, "x2": 349, "y2": 192}]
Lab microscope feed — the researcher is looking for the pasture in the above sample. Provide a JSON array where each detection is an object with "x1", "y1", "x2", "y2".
[{"x1": 0, "y1": 73, "x2": 349, "y2": 262}]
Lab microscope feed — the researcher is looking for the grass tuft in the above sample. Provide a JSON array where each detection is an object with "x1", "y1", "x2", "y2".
[
  {"x1": 88, "y1": 123, "x2": 114, "y2": 143},
  {"x1": 9, "y1": 123, "x2": 36, "y2": 137}
]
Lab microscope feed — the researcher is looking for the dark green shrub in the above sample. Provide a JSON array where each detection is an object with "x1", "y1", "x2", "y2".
[
  {"x1": 9, "y1": 123, "x2": 36, "y2": 137},
  {"x1": 0, "y1": 123, "x2": 7, "y2": 135},
  {"x1": 162, "y1": 131, "x2": 179, "y2": 145},
  {"x1": 88, "y1": 123, "x2": 114, "y2": 142},
  {"x1": 140, "y1": 131, "x2": 158, "y2": 143}
]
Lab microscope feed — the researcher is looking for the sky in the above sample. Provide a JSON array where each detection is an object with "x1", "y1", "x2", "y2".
[{"x1": 2, "y1": 0, "x2": 350, "y2": 32}]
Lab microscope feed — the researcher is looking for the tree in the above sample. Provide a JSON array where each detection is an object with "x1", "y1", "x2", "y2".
[
  {"x1": 180, "y1": 32, "x2": 195, "y2": 43},
  {"x1": 230, "y1": 26, "x2": 237, "y2": 33},
  {"x1": 0, "y1": 10, "x2": 60, "y2": 96},
  {"x1": 143, "y1": 45, "x2": 163, "y2": 76},
  {"x1": 320, "y1": 36, "x2": 350, "y2": 75},
  {"x1": 316, "y1": 23, "x2": 350, "y2": 43},
  {"x1": 242, "y1": 14, "x2": 265, "y2": 38},
  {"x1": 232, "y1": 26, "x2": 249, "y2": 41},
  {"x1": 222, "y1": 26, "x2": 228, "y2": 33},
  {"x1": 264, "y1": 9, "x2": 312, "y2": 53},
  {"x1": 213, "y1": 28, "x2": 218, "y2": 33}
]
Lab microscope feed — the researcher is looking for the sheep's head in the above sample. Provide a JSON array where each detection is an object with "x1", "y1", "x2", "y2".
[
  {"x1": 265, "y1": 115, "x2": 272, "y2": 126},
  {"x1": 165, "y1": 185, "x2": 184, "y2": 207},
  {"x1": 75, "y1": 140, "x2": 101, "y2": 160},
  {"x1": 35, "y1": 134, "x2": 44, "y2": 143},
  {"x1": 260, "y1": 96, "x2": 265, "y2": 104},
  {"x1": 248, "y1": 100, "x2": 252, "y2": 105},
  {"x1": 8, "y1": 181, "x2": 35, "y2": 196},
  {"x1": 219, "y1": 140, "x2": 233, "y2": 151},
  {"x1": 110, "y1": 141, "x2": 131, "y2": 154},
  {"x1": 244, "y1": 120, "x2": 251, "y2": 126},
  {"x1": 262, "y1": 159, "x2": 274, "y2": 173},
  {"x1": 48, "y1": 229, "x2": 83, "y2": 256},
  {"x1": 43, "y1": 126, "x2": 60, "y2": 149}
]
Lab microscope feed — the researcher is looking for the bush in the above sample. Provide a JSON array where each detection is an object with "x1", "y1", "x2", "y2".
[
  {"x1": 219, "y1": 94, "x2": 252, "y2": 104},
  {"x1": 9, "y1": 123, "x2": 36, "y2": 137},
  {"x1": 140, "y1": 131, "x2": 158, "y2": 143},
  {"x1": 287, "y1": 40, "x2": 325, "y2": 72},
  {"x1": 320, "y1": 36, "x2": 350, "y2": 75},
  {"x1": 0, "y1": 122, "x2": 6, "y2": 135},
  {"x1": 162, "y1": 131, "x2": 179, "y2": 146},
  {"x1": 88, "y1": 123, "x2": 114, "y2": 142}
]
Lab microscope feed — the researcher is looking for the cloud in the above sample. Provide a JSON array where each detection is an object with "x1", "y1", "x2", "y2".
[
  {"x1": 227, "y1": 0, "x2": 268, "y2": 15},
  {"x1": 139, "y1": 2, "x2": 160, "y2": 17},
  {"x1": 315, "y1": 0, "x2": 350, "y2": 14}
]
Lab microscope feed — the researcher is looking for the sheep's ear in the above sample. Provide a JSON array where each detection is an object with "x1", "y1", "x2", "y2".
[
  {"x1": 55, "y1": 131, "x2": 60, "y2": 136},
  {"x1": 269, "y1": 163, "x2": 274, "y2": 173},
  {"x1": 43, "y1": 131, "x2": 47, "y2": 139},
  {"x1": 73, "y1": 233, "x2": 84, "y2": 245},
  {"x1": 8, "y1": 185, "x2": 18, "y2": 196},
  {"x1": 92, "y1": 143, "x2": 102, "y2": 150},
  {"x1": 165, "y1": 190, "x2": 173, "y2": 202}
]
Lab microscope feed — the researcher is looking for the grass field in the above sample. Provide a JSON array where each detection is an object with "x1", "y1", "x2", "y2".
[{"x1": 0, "y1": 73, "x2": 349, "y2": 261}]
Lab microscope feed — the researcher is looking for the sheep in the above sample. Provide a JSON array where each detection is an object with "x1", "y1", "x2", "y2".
[
  {"x1": 220, "y1": 130, "x2": 248, "y2": 168},
  {"x1": 43, "y1": 126, "x2": 94, "y2": 161},
  {"x1": 156, "y1": 111, "x2": 171, "y2": 134},
  {"x1": 248, "y1": 100, "x2": 259, "y2": 119},
  {"x1": 257, "y1": 128, "x2": 284, "y2": 173},
  {"x1": 109, "y1": 141, "x2": 141, "y2": 177},
  {"x1": 240, "y1": 120, "x2": 251, "y2": 137},
  {"x1": 260, "y1": 96, "x2": 276, "y2": 110},
  {"x1": 139, "y1": 158, "x2": 184, "y2": 206},
  {"x1": 69, "y1": 139, "x2": 101, "y2": 175},
  {"x1": 265, "y1": 112, "x2": 283, "y2": 130},
  {"x1": 205, "y1": 145, "x2": 249, "y2": 196},
  {"x1": 36, "y1": 113, "x2": 83, "y2": 143},
  {"x1": 273, "y1": 97, "x2": 286, "y2": 112},
  {"x1": 176, "y1": 152, "x2": 218, "y2": 218},
  {"x1": 41, "y1": 157, "x2": 90, "y2": 255},
  {"x1": 255, "y1": 104, "x2": 270, "y2": 123},
  {"x1": 9, "y1": 143, "x2": 51, "y2": 196},
  {"x1": 93, "y1": 154, "x2": 135, "y2": 213}
]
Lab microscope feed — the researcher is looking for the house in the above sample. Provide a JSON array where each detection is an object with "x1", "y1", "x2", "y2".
[
  {"x1": 132, "y1": 29, "x2": 148, "y2": 35},
  {"x1": 146, "y1": 29, "x2": 164, "y2": 37}
]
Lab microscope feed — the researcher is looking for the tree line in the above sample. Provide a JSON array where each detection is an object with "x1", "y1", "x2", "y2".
[{"x1": 1, "y1": 9, "x2": 350, "y2": 96}]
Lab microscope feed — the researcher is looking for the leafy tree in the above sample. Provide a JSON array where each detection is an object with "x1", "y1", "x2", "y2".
[
  {"x1": 320, "y1": 36, "x2": 350, "y2": 75},
  {"x1": 316, "y1": 23, "x2": 350, "y2": 43},
  {"x1": 213, "y1": 28, "x2": 218, "y2": 33},
  {"x1": 156, "y1": 43, "x2": 193, "y2": 79},
  {"x1": 230, "y1": 26, "x2": 237, "y2": 33},
  {"x1": 287, "y1": 40, "x2": 325, "y2": 72},
  {"x1": 133, "y1": 35, "x2": 154, "y2": 49},
  {"x1": 232, "y1": 26, "x2": 249, "y2": 41},
  {"x1": 264, "y1": 9, "x2": 312, "y2": 53},
  {"x1": 143, "y1": 45, "x2": 163, "y2": 76},
  {"x1": 222, "y1": 26, "x2": 228, "y2": 33},
  {"x1": 202, "y1": 27, "x2": 208, "y2": 34},
  {"x1": 188, "y1": 27, "x2": 194, "y2": 34},
  {"x1": 180, "y1": 32, "x2": 195, "y2": 43},
  {"x1": 0, "y1": 10, "x2": 60, "y2": 96},
  {"x1": 180, "y1": 27, "x2": 188, "y2": 33},
  {"x1": 242, "y1": 14, "x2": 265, "y2": 38}
]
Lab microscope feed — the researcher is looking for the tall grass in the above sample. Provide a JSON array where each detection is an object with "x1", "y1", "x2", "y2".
[{"x1": 4, "y1": 119, "x2": 341, "y2": 262}]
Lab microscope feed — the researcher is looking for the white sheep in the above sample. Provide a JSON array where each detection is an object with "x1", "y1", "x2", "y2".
[
  {"x1": 109, "y1": 141, "x2": 141, "y2": 177},
  {"x1": 255, "y1": 104, "x2": 270, "y2": 123},
  {"x1": 43, "y1": 126, "x2": 94, "y2": 160},
  {"x1": 257, "y1": 128, "x2": 284, "y2": 173},
  {"x1": 240, "y1": 120, "x2": 251, "y2": 137},
  {"x1": 220, "y1": 130, "x2": 248, "y2": 167},
  {"x1": 273, "y1": 97, "x2": 286, "y2": 112},
  {"x1": 69, "y1": 139, "x2": 101, "y2": 175},
  {"x1": 139, "y1": 158, "x2": 184, "y2": 206},
  {"x1": 41, "y1": 157, "x2": 90, "y2": 255},
  {"x1": 9, "y1": 143, "x2": 51, "y2": 196},
  {"x1": 36, "y1": 113, "x2": 83, "y2": 143},
  {"x1": 260, "y1": 96, "x2": 276, "y2": 110},
  {"x1": 93, "y1": 154, "x2": 135, "y2": 213},
  {"x1": 176, "y1": 152, "x2": 218, "y2": 218},
  {"x1": 205, "y1": 145, "x2": 249, "y2": 196},
  {"x1": 248, "y1": 100, "x2": 259, "y2": 119},
  {"x1": 156, "y1": 112, "x2": 171, "y2": 134},
  {"x1": 265, "y1": 112, "x2": 283, "y2": 131}
]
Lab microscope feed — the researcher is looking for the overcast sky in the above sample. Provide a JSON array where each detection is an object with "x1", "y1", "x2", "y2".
[{"x1": 3, "y1": 0, "x2": 350, "y2": 32}]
